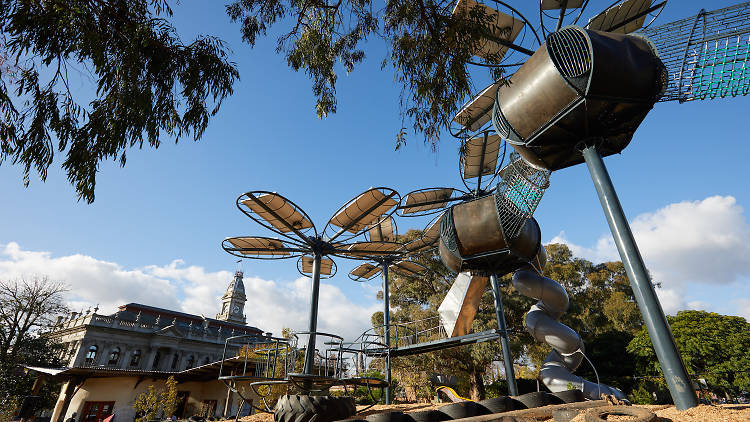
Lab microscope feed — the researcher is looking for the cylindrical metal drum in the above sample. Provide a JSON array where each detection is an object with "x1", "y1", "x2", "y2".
[
  {"x1": 492, "y1": 25, "x2": 667, "y2": 171},
  {"x1": 438, "y1": 192, "x2": 543, "y2": 275}
]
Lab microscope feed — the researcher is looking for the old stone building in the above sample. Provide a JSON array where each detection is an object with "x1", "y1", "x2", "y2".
[
  {"x1": 35, "y1": 271, "x2": 269, "y2": 422},
  {"x1": 47, "y1": 271, "x2": 263, "y2": 372}
]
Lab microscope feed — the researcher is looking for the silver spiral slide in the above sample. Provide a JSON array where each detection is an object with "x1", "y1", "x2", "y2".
[{"x1": 512, "y1": 261, "x2": 627, "y2": 400}]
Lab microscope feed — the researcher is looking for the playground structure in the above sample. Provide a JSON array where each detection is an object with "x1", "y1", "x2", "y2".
[
  {"x1": 220, "y1": 188, "x2": 406, "y2": 414},
  {"x1": 218, "y1": 1, "x2": 750, "y2": 419},
  {"x1": 443, "y1": 0, "x2": 750, "y2": 412}
]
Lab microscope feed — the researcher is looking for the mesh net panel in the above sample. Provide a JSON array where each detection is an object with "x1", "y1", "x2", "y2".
[
  {"x1": 640, "y1": 2, "x2": 750, "y2": 102},
  {"x1": 440, "y1": 208, "x2": 460, "y2": 253},
  {"x1": 495, "y1": 152, "x2": 551, "y2": 241}
]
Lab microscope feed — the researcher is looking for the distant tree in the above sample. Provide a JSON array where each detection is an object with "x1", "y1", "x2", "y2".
[
  {"x1": 627, "y1": 310, "x2": 750, "y2": 397},
  {"x1": 374, "y1": 240, "x2": 646, "y2": 401},
  {"x1": 0, "y1": 0, "x2": 239, "y2": 202},
  {"x1": 0, "y1": 276, "x2": 68, "y2": 417},
  {"x1": 133, "y1": 376, "x2": 178, "y2": 422}
]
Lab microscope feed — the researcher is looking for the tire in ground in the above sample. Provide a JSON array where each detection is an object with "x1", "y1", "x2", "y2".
[
  {"x1": 365, "y1": 411, "x2": 404, "y2": 422},
  {"x1": 584, "y1": 406, "x2": 655, "y2": 422},
  {"x1": 477, "y1": 397, "x2": 513, "y2": 413},
  {"x1": 514, "y1": 392, "x2": 550, "y2": 409},
  {"x1": 437, "y1": 401, "x2": 489, "y2": 419},
  {"x1": 274, "y1": 395, "x2": 356, "y2": 422},
  {"x1": 551, "y1": 389, "x2": 585, "y2": 404},
  {"x1": 403, "y1": 410, "x2": 450, "y2": 422}
]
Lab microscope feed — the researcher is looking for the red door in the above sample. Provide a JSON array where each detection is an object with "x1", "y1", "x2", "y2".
[{"x1": 81, "y1": 401, "x2": 115, "y2": 422}]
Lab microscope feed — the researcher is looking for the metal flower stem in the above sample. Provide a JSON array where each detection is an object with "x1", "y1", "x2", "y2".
[
  {"x1": 303, "y1": 252, "x2": 322, "y2": 377},
  {"x1": 490, "y1": 273, "x2": 518, "y2": 396},
  {"x1": 582, "y1": 146, "x2": 697, "y2": 410},
  {"x1": 381, "y1": 260, "x2": 392, "y2": 404}
]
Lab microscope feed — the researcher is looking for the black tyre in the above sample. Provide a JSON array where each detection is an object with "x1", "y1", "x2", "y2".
[
  {"x1": 274, "y1": 395, "x2": 355, "y2": 422},
  {"x1": 437, "y1": 401, "x2": 487, "y2": 419},
  {"x1": 584, "y1": 406, "x2": 655, "y2": 422},
  {"x1": 366, "y1": 411, "x2": 404, "y2": 422},
  {"x1": 547, "y1": 394, "x2": 565, "y2": 405},
  {"x1": 403, "y1": 410, "x2": 450, "y2": 422},
  {"x1": 515, "y1": 392, "x2": 550, "y2": 409},
  {"x1": 551, "y1": 390, "x2": 585, "y2": 404},
  {"x1": 507, "y1": 397, "x2": 526, "y2": 410},
  {"x1": 477, "y1": 397, "x2": 511, "y2": 414},
  {"x1": 334, "y1": 397, "x2": 356, "y2": 420}
]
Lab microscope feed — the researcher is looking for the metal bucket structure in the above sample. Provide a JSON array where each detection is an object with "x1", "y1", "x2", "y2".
[
  {"x1": 492, "y1": 25, "x2": 667, "y2": 171},
  {"x1": 438, "y1": 153, "x2": 549, "y2": 275}
]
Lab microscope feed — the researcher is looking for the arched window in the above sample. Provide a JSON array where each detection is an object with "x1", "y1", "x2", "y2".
[
  {"x1": 85, "y1": 345, "x2": 98, "y2": 364},
  {"x1": 171, "y1": 353, "x2": 180, "y2": 370},
  {"x1": 107, "y1": 347, "x2": 121, "y2": 365},
  {"x1": 130, "y1": 350, "x2": 142, "y2": 367},
  {"x1": 185, "y1": 355, "x2": 195, "y2": 369}
]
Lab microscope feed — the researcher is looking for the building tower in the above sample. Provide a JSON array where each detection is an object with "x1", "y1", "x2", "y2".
[{"x1": 216, "y1": 270, "x2": 247, "y2": 324}]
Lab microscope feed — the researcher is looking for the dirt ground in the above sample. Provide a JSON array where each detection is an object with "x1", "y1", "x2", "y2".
[{"x1": 239, "y1": 402, "x2": 750, "y2": 422}]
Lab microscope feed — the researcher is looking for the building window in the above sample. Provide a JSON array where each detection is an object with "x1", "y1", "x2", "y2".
[
  {"x1": 130, "y1": 350, "x2": 141, "y2": 367},
  {"x1": 68, "y1": 341, "x2": 78, "y2": 361},
  {"x1": 171, "y1": 353, "x2": 180, "y2": 370},
  {"x1": 85, "y1": 345, "x2": 98, "y2": 365},
  {"x1": 203, "y1": 356, "x2": 210, "y2": 365},
  {"x1": 107, "y1": 347, "x2": 120, "y2": 365},
  {"x1": 82, "y1": 401, "x2": 115, "y2": 422},
  {"x1": 152, "y1": 351, "x2": 161, "y2": 370},
  {"x1": 186, "y1": 355, "x2": 195, "y2": 370}
]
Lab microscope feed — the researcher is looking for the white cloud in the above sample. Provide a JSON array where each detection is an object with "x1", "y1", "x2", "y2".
[
  {"x1": 548, "y1": 196, "x2": 750, "y2": 315},
  {"x1": 0, "y1": 242, "x2": 179, "y2": 313},
  {"x1": 732, "y1": 299, "x2": 750, "y2": 322},
  {"x1": 0, "y1": 242, "x2": 378, "y2": 341},
  {"x1": 686, "y1": 300, "x2": 711, "y2": 311}
]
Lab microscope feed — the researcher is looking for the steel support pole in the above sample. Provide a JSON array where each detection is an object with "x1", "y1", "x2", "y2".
[
  {"x1": 382, "y1": 262, "x2": 392, "y2": 404},
  {"x1": 489, "y1": 274, "x2": 518, "y2": 396},
  {"x1": 582, "y1": 146, "x2": 697, "y2": 410},
  {"x1": 303, "y1": 253, "x2": 322, "y2": 377}
]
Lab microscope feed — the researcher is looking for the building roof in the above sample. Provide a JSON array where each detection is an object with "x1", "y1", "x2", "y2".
[
  {"x1": 24, "y1": 357, "x2": 264, "y2": 383},
  {"x1": 116, "y1": 303, "x2": 263, "y2": 334}
]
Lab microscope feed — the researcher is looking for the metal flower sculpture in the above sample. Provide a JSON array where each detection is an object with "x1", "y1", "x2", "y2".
[{"x1": 222, "y1": 187, "x2": 404, "y2": 382}]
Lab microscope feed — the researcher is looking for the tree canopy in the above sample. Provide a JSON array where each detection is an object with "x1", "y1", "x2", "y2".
[
  {"x1": 0, "y1": 276, "x2": 68, "y2": 417},
  {"x1": 2, "y1": 0, "x2": 510, "y2": 201},
  {"x1": 627, "y1": 310, "x2": 750, "y2": 397},
  {"x1": 1, "y1": 0, "x2": 239, "y2": 202}
]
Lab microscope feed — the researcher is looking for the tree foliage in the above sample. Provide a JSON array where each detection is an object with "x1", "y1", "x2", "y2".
[
  {"x1": 2, "y1": 0, "x2": 518, "y2": 200},
  {"x1": 0, "y1": 276, "x2": 67, "y2": 416},
  {"x1": 225, "y1": 0, "x2": 507, "y2": 145},
  {"x1": 627, "y1": 310, "x2": 750, "y2": 397},
  {"x1": 133, "y1": 376, "x2": 179, "y2": 422},
  {"x1": 0, "y1": 0, "x2": 239, "y2": 202}
]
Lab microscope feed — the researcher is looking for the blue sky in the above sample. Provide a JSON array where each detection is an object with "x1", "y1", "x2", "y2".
[{"x1": 1, "y1": 1, "x2": 749, "y2": 340}]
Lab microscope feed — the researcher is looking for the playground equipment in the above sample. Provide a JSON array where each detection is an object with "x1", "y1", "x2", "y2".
[
  {"x1": 399, "y1": 134, "x2": 628, "y2": 400},
  {"x1": 444, "y1": 0, "x2": 750, "y2": 411},
  {"x1": 218, "y1": 1, "x2": 750, "y2": 416},
  {"x1": 395, "y1": 133, "x2": 552, "y2": 397},
  {"x1": 347, "y1": 216, "x2": 428, "y2": 404},
  {"x1": 220, "y1": 188, "x2": 408, "y2": 416},
  {"x1": 436, "y1": 386, "x2": 472, "y2": 403}
]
